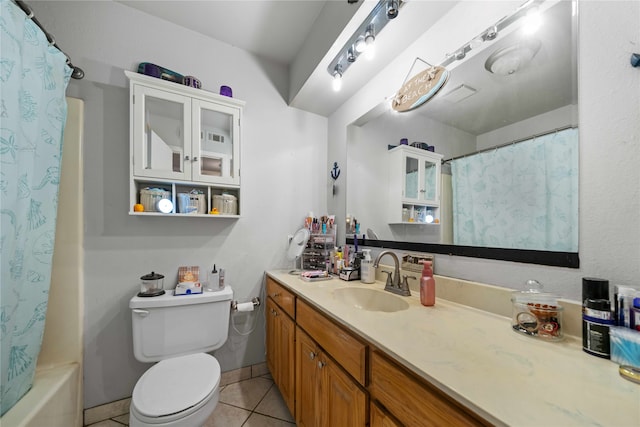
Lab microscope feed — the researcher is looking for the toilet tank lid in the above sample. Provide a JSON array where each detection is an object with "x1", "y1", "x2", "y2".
[{"x1": 130, "y1": 286, "x2": 233, "y2": 309}]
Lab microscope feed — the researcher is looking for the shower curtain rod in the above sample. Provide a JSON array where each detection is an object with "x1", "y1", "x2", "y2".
[
  {"x1": 442, "y1": 125, "x2": 577, "y2": 164},
  {"x1": 13, "y1": 0, "x2": 84, "y2": 79}
]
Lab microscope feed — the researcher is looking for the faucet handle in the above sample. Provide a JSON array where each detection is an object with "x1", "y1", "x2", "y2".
[
  {"x1": 381, "y1": 270, "x2": 393, "y2": 287},
  {"x1": 401, "y1": 275, "x2": 416, "y2": 293}
]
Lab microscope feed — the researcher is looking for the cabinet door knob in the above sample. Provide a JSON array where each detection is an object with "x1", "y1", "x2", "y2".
[
  {"x1": 317, "y1": 361, "x2": 325, "y2": 369},
  {"x1": 309, "y1": 352, "x2": 316, "y2": 360},
  {"x1": 193, "y1": 157, "x2": 198, "y2": 162},
  {"x1": 271, "y1": 292, "x2": 280, "y2": 297},
  {"x1": 184, "y1": 155, "x2": 190, "y2": 161},
  {"x1": 271, "y1": 309, "x2": 278, "y2": 316}
]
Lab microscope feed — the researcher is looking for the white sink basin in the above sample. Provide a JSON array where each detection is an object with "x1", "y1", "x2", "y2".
[{"x1": 334, "y1": 287, "x2": 409, "y2": 312}]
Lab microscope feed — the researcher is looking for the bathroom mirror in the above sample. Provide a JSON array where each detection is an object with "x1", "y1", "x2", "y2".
[{"x1": 347, "y1": 0, "x2": 579, "y2": 267}]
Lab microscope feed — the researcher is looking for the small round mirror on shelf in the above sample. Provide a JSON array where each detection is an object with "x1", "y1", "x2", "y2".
[{"x1": 287, "y1": 228, "x2": 310, "y2": 275}]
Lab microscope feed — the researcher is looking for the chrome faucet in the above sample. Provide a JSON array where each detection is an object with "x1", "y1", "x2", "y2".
[{"x1": 373, "y1": 250, "x2": 411, "y2": 296}]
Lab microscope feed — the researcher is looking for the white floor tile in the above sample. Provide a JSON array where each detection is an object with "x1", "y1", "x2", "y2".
[
  {"x1": 219, "y1": 377, "x2": 273, "y2": 411},
  {"x1": 243, "y1": 412, "x2": 296, "y2": 427},
  {"x1": 254, "y1": 385, "x2": 294, "y2": 422},
  {"x1": 203, "y1": 402, "x2": 251, "y2": 427}
]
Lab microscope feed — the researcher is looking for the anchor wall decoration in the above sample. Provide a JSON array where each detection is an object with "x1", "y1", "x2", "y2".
[{"x1": 330, "y1": 162, "x2": 340, "y2": 196}]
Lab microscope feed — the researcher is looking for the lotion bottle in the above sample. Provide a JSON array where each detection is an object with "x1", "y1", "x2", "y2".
[
  {"x1": 420, "y1": 261, "x2": 436, "y2": 306},
  {"x1": 360, "y1": 249, "x2": 375, "y2": 284}
]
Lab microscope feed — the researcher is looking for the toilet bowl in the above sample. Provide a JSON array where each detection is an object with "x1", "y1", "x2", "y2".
[
  {"x1": 129, "y1": 288, "x2": 233, "y2": 427},
  {"x1": 129, "y1": 353, "x2": 221, "y2": 427}
]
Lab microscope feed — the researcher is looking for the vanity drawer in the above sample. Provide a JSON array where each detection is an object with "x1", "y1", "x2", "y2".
[
  {"x1": 370, "y1": 350, "x2": 489, "y2": 427},
  {"x1": 296, "y1": 299, "x2": 367, "y2": 386},
  {"x1": 266, "y1": 277, "x2": 295, "y2": 318}
]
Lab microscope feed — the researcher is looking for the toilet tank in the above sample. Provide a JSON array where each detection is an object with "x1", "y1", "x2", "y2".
[{"x1": 130, "y1": 287, "x2": 233, "y2": 362}]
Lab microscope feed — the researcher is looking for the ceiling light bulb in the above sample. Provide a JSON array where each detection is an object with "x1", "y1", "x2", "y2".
[
  {"x1": 522, "y1": 7, "x2": 542, "y2": 35},
  {"x1": 332, "y1": 65, "x2": 343, "y2": 92},
  {"x1": 365, "y1": 25, "x2": 375, "y2": 46},
  {"x1": 469, "y1": 36, "x2": 483, "y2": 50},
  {"x1": 386, "y1": 0, "x2": 399, "y2": 19},
  {"x1": 354, "y1": 37, "x2": 367, "y2": 53}
]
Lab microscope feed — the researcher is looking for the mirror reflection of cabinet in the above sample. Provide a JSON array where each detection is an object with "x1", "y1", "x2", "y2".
[
  {"x1": 388, "y1": 146, "x2": 442, "y2": 224},
  {"x1": 126, "y1": 71, "x2": 244, "y2": 216}
]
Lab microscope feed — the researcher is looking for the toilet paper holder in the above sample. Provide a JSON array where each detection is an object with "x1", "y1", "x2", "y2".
[{"x1": 231, "y1": 297, "x2": 261, "y2": 312}]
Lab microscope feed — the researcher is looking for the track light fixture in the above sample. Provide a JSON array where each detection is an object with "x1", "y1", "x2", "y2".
[
  {"x1": 347, "y1": 47, "x2": 356, "y2": 63},
  {"x1": 437, "y1": 0, "x2": 545, "y2": 70},
  {"x1": 485, "y1": 25, "x2": 498, "y2": 41},
  {"x1": 327, "y1": 0, "x2": 401, "y2": 89},
  {"x1": 386, "y1": 0, "x2": 399, "y2": 19},
  {"x1": 332, "y1": 64, "x2": 343, "y2": 92},
  {"x1": 365, "y1": 25, "x2": 375, "y2": 46}
]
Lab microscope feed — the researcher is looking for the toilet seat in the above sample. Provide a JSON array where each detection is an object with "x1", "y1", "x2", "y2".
[{"x1": 132, "y1": 353, "x2": 220, "y2": 420}]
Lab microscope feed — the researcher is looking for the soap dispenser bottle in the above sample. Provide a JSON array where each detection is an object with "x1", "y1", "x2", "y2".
[
  {"x1": 360, "y1": 249, "x2": 375, "y2": 284},
  {"x1": 419, "y1": 261, "x2": 435, "y2": 306}
]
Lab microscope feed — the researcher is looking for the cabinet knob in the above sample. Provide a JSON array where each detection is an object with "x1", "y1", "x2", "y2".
[
  {"x1": 317, "y1": 361, "x2": 325, "y2": 369},
  {"x1": 419, "y1": 189, "x2": 426, "y2": 193},
  {"x1": 184, "y1": 155, "x2": 190, "y2": 161},
  {"x1": 309, "y1": 352, "x2": 316, "y2": 360},
  {"x1": 193, "y1": 157, "x2": 198, "y2": 162},
  {"x1": 271, "y1": 309, "x2": 278, "y2": 316},
  {"x1": 271, "y1": 292, "x2": 280, "y2": 298}
]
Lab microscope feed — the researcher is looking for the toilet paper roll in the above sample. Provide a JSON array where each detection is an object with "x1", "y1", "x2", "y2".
[{"x1": 236, "y1": 302, "x2": 254, "y2": 312}]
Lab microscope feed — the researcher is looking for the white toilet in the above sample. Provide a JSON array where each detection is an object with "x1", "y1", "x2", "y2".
[{"x1": 129, "y1": 286, "x2": 233, "y2": 427}]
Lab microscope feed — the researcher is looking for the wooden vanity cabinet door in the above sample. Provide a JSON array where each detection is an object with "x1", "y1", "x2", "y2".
[
  {"x1": 296, "y1": 326, "x2": 367, "y2": 427},
  {"x1": 370, "y1": 350, "x2": 488, "y2": 427},
  {"x1": 371, "y1": 401, "x2": 402, "y2": 427},
  {"x1": 296, "y1": 327, "x2": 321, "y2": 427},
  {"x1": 265, "y1": 297, "x2": 295, "y2": 416},
  {"x1": 321, "y1": 356, "x2": 367, "y2": 427}
]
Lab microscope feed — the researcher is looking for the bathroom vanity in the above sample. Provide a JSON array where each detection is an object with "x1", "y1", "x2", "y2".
[{"x1": 265, "y1": 271, "x2": 639, "y2": 426}]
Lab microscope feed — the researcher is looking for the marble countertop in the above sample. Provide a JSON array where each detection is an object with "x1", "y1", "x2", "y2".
[{"x1": 267, "y1": 270, "x2": 640, "y2": 427}]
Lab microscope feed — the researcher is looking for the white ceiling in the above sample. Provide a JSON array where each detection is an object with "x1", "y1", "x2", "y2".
[{"x1": 117, "y1": 0, "x2": 329, "y2": 66}]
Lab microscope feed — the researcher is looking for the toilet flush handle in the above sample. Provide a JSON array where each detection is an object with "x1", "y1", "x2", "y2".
[{"x1": 133, "y1": 309, "x2": 150, "y2": 317}]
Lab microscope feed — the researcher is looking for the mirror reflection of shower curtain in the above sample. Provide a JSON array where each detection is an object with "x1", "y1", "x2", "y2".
[
  {"x1": 0, "y1": 0, "x2": 72, "y2": 415},
  {"x1": 451, "y1": 128, "x2": 578, "y2": 251},
  {"x1": 440, "y1": 164, "x2": 453, "y2": 245}
]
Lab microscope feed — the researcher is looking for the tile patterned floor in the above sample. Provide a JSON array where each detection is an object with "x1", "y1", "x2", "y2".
[{"x1": 87, "y1": 374, "x2": 295, "y2": 426}]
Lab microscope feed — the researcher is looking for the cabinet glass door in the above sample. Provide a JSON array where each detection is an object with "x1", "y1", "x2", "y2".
[
  {"x1": 422, "y1": 160, "x2": 437, "y2": 202},
  {"x1": 192, "y1": 100, "x2": 240, "y2": 185},
  {"x1": 133, "y1": 85, "x2": 190, "y2": 181},
  {"x1": 404, "y1": 155, "x2": 420, "y2": 200}
]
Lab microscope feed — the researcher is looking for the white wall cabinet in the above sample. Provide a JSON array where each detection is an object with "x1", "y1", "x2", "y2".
[
  {"x1": 126, "y1": 71, "x2": 244, "y2": 216},
  {"x1": 388, "y1": 146, "x2": 442, "y2": 225}
]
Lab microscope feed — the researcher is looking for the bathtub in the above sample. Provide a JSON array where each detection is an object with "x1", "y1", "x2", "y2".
[
  {"x1": 1, "y1": 98, "x2": 84, "y2": 427},
  {"x1": 1, "y1": 364, "x2": 82, "y2": 427}
]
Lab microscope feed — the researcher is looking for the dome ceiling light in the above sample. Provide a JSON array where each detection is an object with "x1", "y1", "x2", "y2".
[{"x1": 485, "y1": 39, "x2": 542, "y2": 75}]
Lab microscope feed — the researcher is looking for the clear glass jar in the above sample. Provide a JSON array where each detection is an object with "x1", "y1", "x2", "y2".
[{"x1": 511, "y1": 280, "x2": 563, "y2": 341}]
